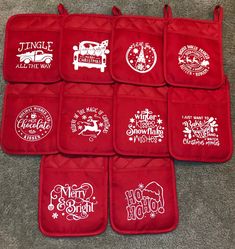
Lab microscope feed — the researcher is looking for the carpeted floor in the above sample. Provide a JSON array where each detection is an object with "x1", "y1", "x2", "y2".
[{"x1": 0, "y1": 0, "x2": 234, "y2": 249}]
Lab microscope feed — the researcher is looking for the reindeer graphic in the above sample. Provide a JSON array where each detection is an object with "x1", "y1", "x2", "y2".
[
  {"x1": 201, "y1": 60, "x2": 209, "y2": 67},
  {"x1": 77, "y1": 115, "x2": 101, "y2": 142},
  {"x1": 186, "y1": 55, "x2": 199, "y2": 64},
  {"x1": 178, "y1": 57, "x2": 185, "y2": 64}
]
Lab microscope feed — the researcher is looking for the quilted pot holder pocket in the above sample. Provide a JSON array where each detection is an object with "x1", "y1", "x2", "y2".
[
  {"x1": 113, "y1": 84, "x2": 169, "y2": 157},
  {"x1": 39, "y1": 154, "x2": 108, "y2": 237},
  {"x1": 58, "y1": 83, "x2": 114, "y2": 155},
  {"x1": 110, "y1": 156, "x2": 178, "y2": 234},
  {"x1": 1, "y1": 83, "x2": 62, "y2": 154},
  {"x1": 111, "y1": 7, "x2": 168, "y2": 86},
  {"x1": 164, "y1": 6, "x2": 224, "y2": 89},
  {"x1": 168, "y1": 77, "x2": 233, "y2": 162},
  {"x1": 3, "y1": 12, "x2": 63, "y2": 83},
  {"x1": 60, "y1": 14, "x2": 113, "y2": 83}
]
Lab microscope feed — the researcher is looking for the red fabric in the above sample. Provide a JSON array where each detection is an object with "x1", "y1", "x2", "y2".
[
  {"x1": 1, "y1": 83, "x2": 61, "y2": 154},
  {"x1": 60, "y1": 15, "x2": 113, "y2": 83},
  {"x1": 39, "y1": 154, "x2": 108, "y2": 237},
  {"x1": 110, "y1": 156, "x2": 178, "y2": 234},
  {"x1": 164, "y1": 6, "x2": 224, "y2": 89},
  {"x1": 58, "y1": 83, "x2": 114, "y2": 155},
  {"x1": 168, "y1": 77, "x2": 233, "y2": 162},
  {"x1": 3, "y1": 14, "x2": 62, "y2": 83},
  {"x1": 111, "y1": 15, "x2": 166, "y2": 86},
  {"x1": 113, "y1": 84, "x2": 169, "y2": 157}
]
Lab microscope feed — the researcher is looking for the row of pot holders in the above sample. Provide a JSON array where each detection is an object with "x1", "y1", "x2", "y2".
[
  {"x1": 1, "y1": 79, "x2": 232, "y2": 162},
  {"x1": 39, "y1": 154, "x2": 178, "y2": 236},
  {"x1": 3, "y1": 4, "x2": 224, "y2": 89}
]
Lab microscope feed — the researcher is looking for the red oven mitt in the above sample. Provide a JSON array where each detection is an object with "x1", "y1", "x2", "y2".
[
  {"x1": 109, "y1": 156, "x2": 178, "y2": 234},
  {"x1": 39, "y1": 154, "x2": 108, "y2": 237},
  {"x1": 58, "y1": 83, "x2": 114, "y2": 155},
  {"x1": 164, "y1": 5, "x2": 224, "y2": 89},
  {"x1": 0, "y1": 83, "x2": 61, "y2": 154},
  {"x1": 110, "y1": 6, "x2": 170, "y2": 86},
  {"x1": 168, "y1": 77, "x2": 233, "y2": 162},
  {"x1": 3, "y1": 7, "x2": 65, "y2": 83},
  {"x1": 60, "y1": 14, "x2": 113, "y2": 83},
  {"x1": 113, "y1": 84, "x2": 169, "y2": 157}
]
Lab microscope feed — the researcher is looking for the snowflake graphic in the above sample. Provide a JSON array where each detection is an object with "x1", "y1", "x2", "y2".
[
  {"x1": 157, "y1": 118, "x2": 163, "y2": 125},
  {"x1": 82, "y1": 115, "x2": 87, "y2": 120},
  {"x1": 130, "y1": 118, "x2": 135, "y2": 123},
  {"x1": 99, "y1": 122, "x2": 104, "y2": 127},
  {"x1": 137, "y1": 64, "x2": 144, "y2": 71},
  {"x1": 150, "y1": 212, "x2": 156, "y2": 219},
  {"x1": 52, "y1": 213, "x2": 58, "y2": 219},
  {"x1": 138, "y1": 183, "x2": 144, "y2": 189}
]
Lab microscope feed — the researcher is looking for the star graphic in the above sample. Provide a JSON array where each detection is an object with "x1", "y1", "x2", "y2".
[
  {"x1": 78, "y1": 125, "x2": 83, "y2": 130},
  {"x1": 150, "y1": 212, "x2": 156, "y2": 219},
  {"x1": 82, "y1": 115, "x2": 87, "y2": 120},
  {"x1": 99, "y1": 122, "x2": 104, "y2": 127},
  {"x1": 138, "y1": 183, "x2": 144, "y2": 189},
  {"x1": 52, "y1": 213, "x2": 58, "y2": 219},
  {"x1": 130, "y1": 118, "x2": 135, "y2": 123},
  {"x1": 157, "y1": 118, "x2": 163, "y2": 125}
]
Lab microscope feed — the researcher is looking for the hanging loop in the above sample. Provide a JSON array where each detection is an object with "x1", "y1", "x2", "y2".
[
  {"x1": 112, "y1": 6, "x2": 122, "y2": 16},
  {"x1": 58, "y1": 3, "x2": 69, "y2": 15},
  {"x1": 214, "y1": 5, "x2": 223, "y2": 22},
  {"x1": 163, "y1": 4, "x2": 172, "y2": 19}
]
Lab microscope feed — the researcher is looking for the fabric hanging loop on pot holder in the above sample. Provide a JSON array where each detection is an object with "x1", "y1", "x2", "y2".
[
  {"x1": 113, "y1": 84, "x2": 169, "y2": 157},
  {"x1": 168, "y1": 76, "x2": 233, "y2": 162},
  {"x1": 58, "y1": 82, "x2": 114, "y2": 155},
  {"x1": 39, "y1": 154, "x2": 108, "y2": 237},
  {"x1": 60, "y1": 14, "x2": 113, "y2": 83},
  {"x1": 3, "y1": 5, "x2": 68, "y2": 83},
  {"x1": 109, "y1": 156, "x2": 178, "y2": 234},
  {"x1": 164, "y1": 5, "x2": 224, "y2": 89},
  {"x1": 110, "y1": 5, "x2": 170, "y2": 87},
  {"x1": 0, "y1": 82, "x2": 62, "y2": 154}
]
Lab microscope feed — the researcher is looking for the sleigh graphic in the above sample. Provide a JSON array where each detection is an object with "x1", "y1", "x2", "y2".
[
  {"x1": 16, "y1": 50, "x2": 53, "y2": 64},
  {"x1": 73, "y1": 40, "x2": 110, "y2": 72},
  {"x1": 183, "y1": 117, "x2": 218, "y2": 139}
]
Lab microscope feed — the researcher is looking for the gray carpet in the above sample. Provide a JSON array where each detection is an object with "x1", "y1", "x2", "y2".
[{"x1": 0, "y1": 0, "x2": 234, "y2": 249}]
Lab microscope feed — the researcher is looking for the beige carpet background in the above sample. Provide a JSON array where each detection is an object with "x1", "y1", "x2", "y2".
[{"x1": 0, "y1": 0, "x2": 234, "y2": 248}]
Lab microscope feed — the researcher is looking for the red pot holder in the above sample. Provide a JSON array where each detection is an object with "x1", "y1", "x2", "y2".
[
  {"x1": 60, "y1": 14, "x2": 113, "y2": 83},
  {"x1": 58, "y1": 83, "x2": 114, "y2": 155},
  {"x1": 111, "y1": 7, "x2": 169, "y2": 86},
  {"x1": 113, "y1": 84, "x2": 169, "y2": 157},
  {"x1": 168, "y1": 77, "x2": 233, "y2": 162},
  {"x1": 164, "y1": 6, "x2": 224, "y2": 89},
  {"x1": 0, "y1": 83, "x2": 61, "y2": 154},
  {"x1": 110, "y1": 156, "x2": 178, "y2": 234},
  {"x1": 3, "y1": 11, "x2": 64, "y2": 83},
  {"x1": 39, "y1": 154, "x2": 108, "y2": 237}
]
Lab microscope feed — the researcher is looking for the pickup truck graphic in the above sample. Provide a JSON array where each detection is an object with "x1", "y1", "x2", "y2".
[
  {"x1": 73, "y1": 40, "x2": 110, "y2": 72},
  {"x1": 16, "y1": 50, "x2": 53, "y2": 64}
]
